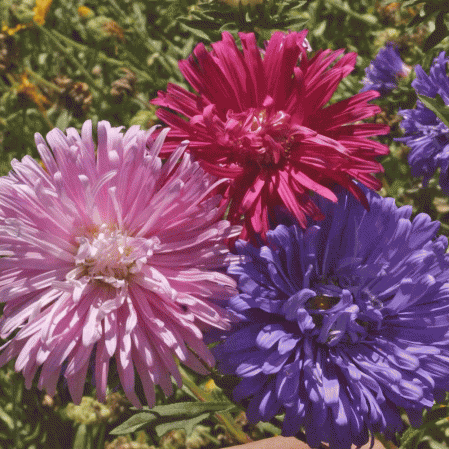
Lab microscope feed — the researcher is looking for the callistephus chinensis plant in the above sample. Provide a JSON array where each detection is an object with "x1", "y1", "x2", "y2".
[
  {"x1": 360, "y1": 43, "x2": 411, "y2": 95},
  {"x1": 0, "y1": 120, "x2": 243, "y2": 407},
  {"x1": 212, "y1": 187, "x2": 449, "y2": 449},
  {"x1": 396, "y1": 51, "x2": 449, "y2": 192},
  {"x1": 152, "y1": 31, "x2": 390, "y2": 241}
]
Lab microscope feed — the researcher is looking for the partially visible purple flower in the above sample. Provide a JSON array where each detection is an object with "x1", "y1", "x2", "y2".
[
  {"x1": 360, "y1": 43, "x2": 410, "y2": 96},
  {"x1": 213, "y1": 187, "x2": 449, "y2": 449},
  {"x1": 0, "y1": 120, "x2": 242, "y2": 407},
  {"x1": 396, "y1": 51, "x2": 449, "y2": 192}
]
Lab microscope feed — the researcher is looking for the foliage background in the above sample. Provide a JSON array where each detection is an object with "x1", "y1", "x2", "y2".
[{"x1": 0, "y1": 0, "x2": 449, "y2": 448}]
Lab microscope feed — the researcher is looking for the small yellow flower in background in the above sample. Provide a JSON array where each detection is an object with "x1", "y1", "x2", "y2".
[
  {"x1": 1, "y1": 0, "x2": 53, "y2": 35},
  {"x1": 1, "y1": 23, "x2": 28, "y2": 36},
  {"x1": 33, "y1": 0, "x2": 53, "y2": 26},
  {"x1": 17, "y1": 72, "x2": 50, "y2": 112},
  {"x1": 103, "y1": 19, "x2": 125, "y2": 41},
  {"x1": 204, "y1": 378, "x2": 217, "y2": 392},
  {"x1": 78, "y1": 5, "x2": 94, "y2": 18}
]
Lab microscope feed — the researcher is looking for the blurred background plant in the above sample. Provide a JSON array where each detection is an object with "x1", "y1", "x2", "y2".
[{"x1": 1, "y1": 0, "x2": 449, "y2": 448}]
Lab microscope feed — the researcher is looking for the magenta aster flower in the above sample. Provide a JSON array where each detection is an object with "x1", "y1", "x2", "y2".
[
  {"x1": 0, "y1": 120, "x2": 242, "y2": 407},
  {"x1": 152, "y1": 31, "x2": 390, "y2": 240}
]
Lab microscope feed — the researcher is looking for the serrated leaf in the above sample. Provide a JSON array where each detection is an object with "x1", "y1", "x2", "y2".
[
  {"x1": 110, "y1": 412, "x2": 158, "y2": 435},
  {"x1": 417, "y1": 94, "x2": 449, "y2": 129},
  {"x1": 139, "y1": 401, "x2": 235, "y2": 417},
  {"x1": 112, "y1": 402, "x2": 235, "y2": 436},
  {"x1": 154, "y1": 412, "x2": 210, "y2": 437}
]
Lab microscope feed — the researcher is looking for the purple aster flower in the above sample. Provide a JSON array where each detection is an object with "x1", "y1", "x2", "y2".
[
  {"x1": 0, "y1": 120, "x2": 242, "y2": 407},
  {"x1": 360, "y1": 43, "x2": 410, "y2": 96},
  {"x1": 213, "y1": 187, "x2": 449, "y2": 449},
  {"x1": 396, "y1": 51, "x2": 449, "y2": 192}
]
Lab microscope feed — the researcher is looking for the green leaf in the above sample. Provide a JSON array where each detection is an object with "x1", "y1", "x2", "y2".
[
  {"x1": 129, "y1": 110, "x2": 155, "y2": 127},
  {"x1": 423, "y1": 406, "x2": 449, "y2": 425},
  {"x1": 0, "y1": 406, "x2": 13, "y2": 431},
  {"x1": 417, "y1": 94, "x2": 449, "y2": 129},
  {"x1": 401, "y1": 0, "x2": 427, "y2": 7},
  {"x1": 428, "y1": 440, "x2": 449, "y2": 449},
  {"x1": 256, "y1": 421, "x2": 282, "y2": 436},
  {"x1": 179, "y1": 23, "x2": 213, "y2": 42},
  {"x1": 73, "y1": 424, "x2": 88, "y2": 449},
  {"x1": 22, "y1": 422, "x2": 41, "y2": 443},
  {"x1": 109, "y1": 413, "x2": 157, "y2": 435},
  {"x1": 138, "y1": 401, "x2": 235, "y2": 417},
  {"x1": 399, "y1": 426, "x2": 423, "y2": 449},
  {"x1": 111, "y1": 402, "x2": 235, "y2": 436},
  {"x1": 154, "y1": 412, "x2": 210, "y2": 437},
  {"x1": 55, "y1": 110, "x2": 72, "y2": 132},
  {"x1": 312, "y1": 20, "x2": 326, "y2": 37}
]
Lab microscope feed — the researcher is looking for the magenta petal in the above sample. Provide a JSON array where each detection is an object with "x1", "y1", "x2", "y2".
[
  {"x1": 150, "y1": 30, "x2": 388, "y2": 242},
  {"x1": 239, "y1": 32, "x2": 266, "y2": 105}
]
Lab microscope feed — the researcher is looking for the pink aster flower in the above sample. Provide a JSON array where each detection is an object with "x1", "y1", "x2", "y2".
[
  {"x1": 152, "y1": 31, "x2": 390, "y2": 240},
  {"x1": 0, "y1": 120, "x2": 242, "y2": 407}
]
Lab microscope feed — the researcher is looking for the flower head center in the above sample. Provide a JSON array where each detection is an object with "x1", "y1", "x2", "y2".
[
  {"x1": 301, "y1": 289, "x2": 383, "y2": 347},
  {"x1": 284, "y1": 266, "x2": 385, "y2": 348},
  {"x1": 224, "y1": 108, "x2": 295, "y2": 168},
  {"x1": 74, "y1": 224, "x2": 157, "y2": 287}
]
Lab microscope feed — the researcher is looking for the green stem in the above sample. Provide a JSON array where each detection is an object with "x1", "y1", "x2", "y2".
[
  {"x1": 87, "y1": 425, "x2": 94, "y2": 449},
  {"x1": 37, "y1": 25, "x2": 103, "y2": 96},
  {"x1": 104, "y1": 0, "x2": 159, "y2": 55},
  {"x1": 12, "y1": 376, "x2": 19, "y2": 449},
  {"x1": 97, "y1": 423, "x2": 107, "y2": 449},
  {"x1": 308, "y1": 0, "x2": 324, "y2": 31},
  {"x1": 48, "y1": 28, "x2": 153, "y2": 82},
  {"x1": 0, "y1": 73, "x2": 10, "y2": 90},
  {"x1": 24, "y1": 67, "x2": 64, "y2": 93},
  {"x1": 105, "y1": 0, "x2": 176, "y2": 75},
  {"x1": 33, "y1": 393, "x2": 64, "y2": 449},
  {"x1": 375, "y1": 433, "x2": 398, "y2": 449},
  {"x1": 178, "y1": 366, "x2": 252, "y2": 445},
  {"x1": 132, "y1": 95, "x2": 152, "y2": 110},
  {"x1": 328, "y1": 0, "x2": 379, "y2": 26},
  {"x1": 38, "y1": 108, "x2": 55, "y2": 131}
]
